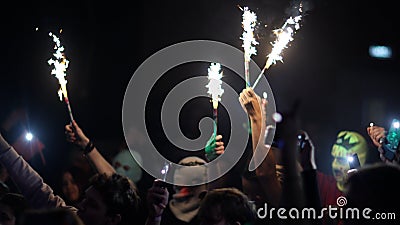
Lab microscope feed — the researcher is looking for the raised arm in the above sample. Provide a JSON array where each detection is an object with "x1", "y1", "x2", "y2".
[
  {"x1": 239, "y1": 87, "x2": 281, "y2": 206},
  {"x1": 298, "y1": 131, "x2": 322, "y2": 213},
  {"x1": 239, "y1": 88, "x2": 265, "y2": 156},
  {"x1": 366, "y1": 125, "x2": 386, "y2": 148},
  {"x1": 145, "y1": 179, "x2": 169, "y2": 225},
  {"x1": 367, "y1": 125, "x2": 400, "y2": 164},
  {"x1": 0, "y1": 133, "x2": 75, "y2": 211},
  {"x1": 65, "y1": 120, "x2": 116, "y2": 177}
]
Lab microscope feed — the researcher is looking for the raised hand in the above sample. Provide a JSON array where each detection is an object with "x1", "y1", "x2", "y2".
[
  {"x1": 366, "y1": 125, "x2": 386, "y2": 147},
  {"x1": 239, "y1": 87, "x2": 263, "y2": 120},
  {"x1": 298, "y1": 130, "x2": 317, "y2": 171},
  {"x1": 146, "y1": 179, "x2": 169, "y2": 222},
  {"x1": 65, "y1": 120, "x2": 90, "y2": 149},
  {"x1": 205, "y1": 134, "x2": 225, "y2": 161}
]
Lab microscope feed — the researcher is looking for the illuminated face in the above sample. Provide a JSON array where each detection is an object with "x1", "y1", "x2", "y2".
[
  {"x1": 331, "y1": 131, "x2": 367, "y2": 191},
  {"x1": 62, "y1": 172, "x2": 80, "y2": 203}
]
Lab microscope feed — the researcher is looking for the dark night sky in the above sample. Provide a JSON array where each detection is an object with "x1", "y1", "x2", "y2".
[{"x1": 0, "y1": 0, "x2": 399, "y2": 177}]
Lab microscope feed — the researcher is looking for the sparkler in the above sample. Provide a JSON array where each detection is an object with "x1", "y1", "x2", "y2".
[
  {"x1": 252, "y1": 6, "x2": 303, "y2": 89},
  {"x1": 47, "y1": 32, "x2": 74, "y2": 122},
  {"x1": 239, "y1": 6, "x2": 258, "y2": 87},
  {"x1": 205, "y1": 63, "x2": 224, "y2": 161}
]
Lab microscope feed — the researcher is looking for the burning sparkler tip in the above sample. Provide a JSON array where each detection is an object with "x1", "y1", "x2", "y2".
[{"x1": 206, "y1": 62, "x2": 224, "y2": 109}]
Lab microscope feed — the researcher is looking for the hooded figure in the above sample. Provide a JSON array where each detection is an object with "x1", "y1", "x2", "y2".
[{"x1": 162, "y1": 156, "x2": 208, "y2": 225}]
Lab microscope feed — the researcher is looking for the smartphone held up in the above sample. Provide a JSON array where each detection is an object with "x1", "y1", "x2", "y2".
[{"x1": 380, "y1": 119, "x2": 400, "y2": 161}]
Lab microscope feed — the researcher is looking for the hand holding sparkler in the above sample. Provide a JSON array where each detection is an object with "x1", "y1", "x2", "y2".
[
  {"x1": 65, "y1": 120, "x2": 119, "y2": 176},
  {"x1": 252, "y1": 6, "x2": 303, "y2": 89},
  {"x1": 48, "y1": 32, "x2": 74, "y2": 122},
  {"x1": 205, "y1": 134, "x2": 225, "y2": 161},
  {"x1": 239, "y1": 88, "x2": 274, "y2": 174},
  {"x1": 239, "y1": 87, "x2": 264, "y2": 123},
  {"x1": 205, "y1": 63, "x2": 224, "y2": 161},
  {"x1": 239, "y1": 6, "x2": 258, "y2": 87},
  {"x1": 65, "y1": 120, "x2": 91, "y2": 150}
]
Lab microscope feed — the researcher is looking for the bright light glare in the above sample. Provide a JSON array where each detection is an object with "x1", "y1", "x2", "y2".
[
  {"x1": 369, "y1": 45, "x2": 392, "y2": 59},
  {"x1": 263, "y1": 92, "x2": 268, "y2": 99},
  {"x1": 272, "y1": 112, "x2": 282, "y2": 123},
  {"x1": 347, "y1": 156, "x2": 354, "y2": 162},
  {"x1": 25, "y1": 132, "x2": 33, "y2": 141}
]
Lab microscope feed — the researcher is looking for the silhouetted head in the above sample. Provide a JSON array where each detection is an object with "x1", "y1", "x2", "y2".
[{"x1": 198, "y1": 187, "x2": 256, "y2": 225}]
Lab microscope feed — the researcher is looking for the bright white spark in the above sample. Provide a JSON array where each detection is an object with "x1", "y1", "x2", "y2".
[
  {"x1": 264, "y1": 9, "x2": 302, "y2": 70},
  {"x1": 252, "y1": 4, "x2": 304, "y2": 90},
  {"x1": 240, "y1": 7, "x2": 258, "y2": 62},
  {"x1": 48, "y1": 32, "x2": 69, "y2": 101},
  {"x1": 206, "y1": 63, "x2": 224, "y2": 109}
]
